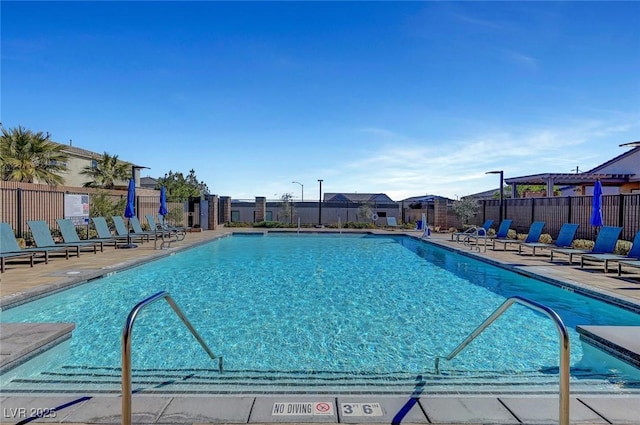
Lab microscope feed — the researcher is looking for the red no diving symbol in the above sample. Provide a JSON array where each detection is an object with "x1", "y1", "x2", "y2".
[{"x1": 315, "y1": 402, "x2": 331, "y2": 413}]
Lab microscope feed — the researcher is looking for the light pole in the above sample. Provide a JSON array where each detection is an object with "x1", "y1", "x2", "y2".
[
  {"x1": 620, "y1": 141, "x2": 640, "y2": 147},
  {"x1": 317, "y1": 179, "x2": 323, "y2": 225},
  {"x1": 486, "y1": 170, "x2": 504, "y2": 224},
  {"x1": 292, "y1": 181, "x2": 304, "y2": 201}
]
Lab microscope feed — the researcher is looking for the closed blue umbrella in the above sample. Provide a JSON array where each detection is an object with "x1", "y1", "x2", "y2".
[
  {"x1": 125, "y1": 178, "x2": 136, "y2": 219},
  {"x1": 122, "y1": 178, "x2": 137, "y2": 248},
  {"x1": 590, "y1": 179, "x2": 603, "y2": 227},
  {"x1": 158, "y1": 186, "x2": 168, "y2": 217}
]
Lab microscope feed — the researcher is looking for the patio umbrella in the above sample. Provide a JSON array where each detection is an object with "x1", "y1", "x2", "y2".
[
  {"x1": 158, "y1": 186, "x2": 168, "y2": 218},
  {"x1": 590, "y1": 179, "x2": 603, "y2": 228},
  {"x1": 122, "y1": 178, "x2": 137, "y2": 248}
]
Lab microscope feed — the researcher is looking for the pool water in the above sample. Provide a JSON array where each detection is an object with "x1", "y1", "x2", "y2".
[{"x1": 2, "y1": 233, "x2": 640, "y2": 394}]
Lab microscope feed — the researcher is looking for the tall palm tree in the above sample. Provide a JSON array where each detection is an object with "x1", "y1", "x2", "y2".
[
  {"x1": 80, "y1": 152, "x2": 131, "y2": 189},
  {"x1": 0, "y1": 126, "x2": 69, "y2": 185}
]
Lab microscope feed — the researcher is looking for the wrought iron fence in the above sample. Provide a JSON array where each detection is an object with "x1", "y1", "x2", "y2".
[{"x1": 479, "y1": 194, "x2": 640, "y2": 241}]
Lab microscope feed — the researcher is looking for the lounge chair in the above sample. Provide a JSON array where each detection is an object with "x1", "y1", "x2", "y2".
[
  {"x1": 451, "y1": 220, "x2": 493, "y2": 242},
  {"x1": 386, "y1": 217, "x2": 398, "y2": 229},
  {"x1": 56, "y1": 218, "x2": 117, "y2": 250},
  {"x1": 0, "y1": 222, "x2": 54, "y2": 272},
  {"x1": 518, "y1": 223, "x2": 579, "y2": 256},
  {"x1": 147, "y1": 214, "x2": 186, "y2": 241},
  {"x1": 618, "y1": 259, "x2": 640, "y2": 276},
  {"x1": 493, "y1": 221, "x2": 545, "y2": 251},
  {"x1": 490, "y1": 219, "x2": 512, "y2": 238},
  {"x1": 92, "y1": 217, "x2": 132, "y2": 246},
  {"x1": 131, "y1": 217, "x2": 169, "y2": 249},
  {"x1": 580, "y1": 230, "x2": 640, "y2": 273},
  {"x1": 464, "y1": 219, "x2": 511, "y2": 252},
  {"x1": 27, "y1": 220, "x2": 100, "y2": 255},
  {"x1": 550, "y1": 226, "x2": 622, "y2": 264},
  {"x1": 112, "y1": 216, "x2": 150, "y2": 243},
  {"x1": 157, "y1": 215, "x2": 188, "y2": 239}
]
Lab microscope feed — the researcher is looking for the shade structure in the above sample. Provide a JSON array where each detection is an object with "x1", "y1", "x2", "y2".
[
  {"x1": 122, "y1": 178, "x2": 137, "y2": 248},
  {"x1": 590, "y1": 179, "x2": 603, "y2": 227},
  {"x1": 158, "y1": 186, "x2": 168, "y2": 217}
]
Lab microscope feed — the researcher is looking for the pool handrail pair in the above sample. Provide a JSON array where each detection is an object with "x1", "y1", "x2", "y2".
[
  {"x1": 121, "y1": 291, "x2": 222, "y2": 425},
  {"x1": 434, "y1": 296, "x2": 570, "y2": 425}
]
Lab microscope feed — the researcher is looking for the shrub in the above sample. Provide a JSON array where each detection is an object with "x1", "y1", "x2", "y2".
[
  {"x1": 572, "y1": 239, "x2": 594, "y2": 250},
  {"x1": 343, "y1": 221, "x2": 375, "y2": 229},
  {"x1": 539, "y1": 233, "x2": 553, "y2": 244},
  {"x1": 614, "y1": 240, "x2": 632, "y2": 255},
  {"x1": 253, "y1": 221, "x2": 296, "y2": 228}
]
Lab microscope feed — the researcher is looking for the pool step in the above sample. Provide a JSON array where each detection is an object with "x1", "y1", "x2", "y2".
[{"x1": 3, "y1": 366, "x2": 639, "y2": 395}]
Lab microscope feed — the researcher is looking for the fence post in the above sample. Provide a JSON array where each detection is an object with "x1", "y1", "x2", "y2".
[
  {"x1": 567, "y1": 197, "x2": 572, "y2": 225},
  {"x1": 618, "y1": 193, "x2": 625, "y2": 228},
  {"x1": 17, "y1": 188, "x2": 23, "y2": 238},
  {"x1": 482, "y1": 200, "x2": 486, "y2": 224},
  {"x1": 531, "y1": 198, "x2": 535, "y2": 223}
]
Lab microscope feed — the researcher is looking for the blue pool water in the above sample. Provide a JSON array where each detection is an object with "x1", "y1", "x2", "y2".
[{"x1": 2, "y1": 233, "x2": 640, "y2": 393}]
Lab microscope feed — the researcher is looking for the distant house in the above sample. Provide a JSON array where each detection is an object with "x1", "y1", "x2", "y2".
[
  {"x1": 470, "y1": 146, "x2": 640, "y2": 199},
  {"x1": 400, "y1": 194, "x2": 453, "y2": 208},
  {"x1": 140, "y1": 176, "x2": 159, "y2": 189},
  {"x1": 322, "y1": 193, "x2": 399, "y2": 222},
  {"x1": 48, "y1": 141, "x2": 146, "y2": 189},
  {"x1": 323, "y1": 193, "x2": 396, "y2": 204}
]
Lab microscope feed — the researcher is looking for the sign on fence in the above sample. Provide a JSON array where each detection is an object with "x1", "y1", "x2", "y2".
[{"x1": 64, "y1": 194, "x2": 90, "y2": 225}]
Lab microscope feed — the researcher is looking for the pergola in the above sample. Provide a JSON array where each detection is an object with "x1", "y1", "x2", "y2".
[{"x1": 504, "y1": 173, "x2": 634, "y2": 198}]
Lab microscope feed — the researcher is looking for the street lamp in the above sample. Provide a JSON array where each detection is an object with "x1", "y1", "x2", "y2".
[
  {"x1": 317, "y1": 179, "x2": 323, "y2": 225},
  {"x1": 486, "y1": 170, "x2": 504, "y2": 224},
  {"x1": 292, "y1": 181, "x2": 304, "y2": 201},
  {"x1": 620, "y1": 141, "x2": 640, "y2": 147}
]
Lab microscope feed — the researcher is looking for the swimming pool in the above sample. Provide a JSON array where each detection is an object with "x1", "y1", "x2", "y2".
[{"x1": 2, "y1": 233, "x2": 640, "y2": 394}]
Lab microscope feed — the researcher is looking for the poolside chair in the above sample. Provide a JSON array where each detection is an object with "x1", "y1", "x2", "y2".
[
  {"x1": 157, "y1": 215, "x2": 188, "y2": 240},
  {"x1": 493, "y1": 221, "x2": 545, "y2": 251},
  {"x1": 56, "y1": 218, "x2": 118, "y2": 250},
  {"x1": 518, "y1": 223, "x2": 579, "y2": 256},
  {"x1": 27, "y1": 220, "x2": 101, "y2": 256},
  {"x1": 451, "y1": 220, "x2": 493, "y2": 242},
  {"x1": 550, "y1": 226, "x2": 622, "y2": 264},
  {"x1": 131, "y1": 215, "x2": 176, "y2": 249},
  {"x1": 147, "y1": 214, "x2": 186, "y2": 241},
  {"x1": 386, "y1": 217, "x2": 398, "y2": 229},
  {"x1": 580, "y1": 230, "x2": 640, "y2": 273},
  {"x1": 92, "y1": 217, "x2": 131, "y2": 246},
  {"x1": 0, "y1": 222, "x2": 54, "y2": 272},
  {"x1": 486, "y1": 219, "x2": 513, "y2": 245},
  {"x1": 112, "y1": 216, "x2": 150, "y2": 243},
  {"x1": 618, "y1": 259, "x2": 640, "y2": 276}
]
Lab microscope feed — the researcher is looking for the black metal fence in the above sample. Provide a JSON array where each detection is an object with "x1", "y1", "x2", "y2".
[{"x1": 479, "y1": 194, "x2": 640, "y2": 241}]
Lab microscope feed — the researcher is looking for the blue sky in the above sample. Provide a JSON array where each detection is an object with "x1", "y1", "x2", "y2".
[{"x1": 2, "y1": 1, "x2": 639, "y2": 201}]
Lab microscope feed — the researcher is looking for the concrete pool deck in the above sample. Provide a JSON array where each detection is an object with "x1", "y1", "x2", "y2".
[{"x1": 1, "y1": 227, "x2": 640, "y2": 424}]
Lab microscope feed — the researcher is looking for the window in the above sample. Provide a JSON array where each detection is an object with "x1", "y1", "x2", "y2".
[
  {"x1": 91, "y1": 159, "x2": 98, "y2": 169},
  {"x1": 231, "y1": 211, "x2": 240, "y2": 222},
  {"x1": 266, "y1": 211, "x2": 273, "y2": 221}
]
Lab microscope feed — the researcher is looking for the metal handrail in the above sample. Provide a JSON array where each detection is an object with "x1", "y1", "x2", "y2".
[
  {"x1": 434, "y1": 296, "x2": 570, "y2": 425},
  {"x1": 461, "y1": 228, "x2": 487, "y2": 252},
  {"x1": 121, "y1": 291, "x2": 222, "y2": 425}
]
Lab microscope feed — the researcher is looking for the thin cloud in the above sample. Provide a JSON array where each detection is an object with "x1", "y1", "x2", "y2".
[{"x1": 504, "y1": 49, "x2": 538, "y2": 69}]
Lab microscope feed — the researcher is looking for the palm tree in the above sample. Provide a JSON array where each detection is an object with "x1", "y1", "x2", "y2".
[
  {"x1": 80, "y1": 152, "x2": 131, "y2": 189},
  {"x1": 0, "y1": 126, "x2": 69, "y2": 185}
]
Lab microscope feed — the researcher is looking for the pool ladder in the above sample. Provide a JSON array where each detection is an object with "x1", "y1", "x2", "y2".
[
  {"x1": 121, "y1": 291, "x2": 222, "y2": 425},
  {"x1": 434, "y1": 296, "x2": 570, "y2": 425}
]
